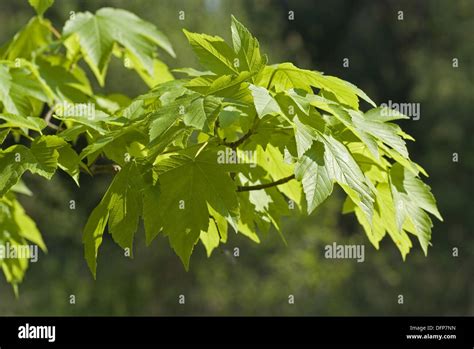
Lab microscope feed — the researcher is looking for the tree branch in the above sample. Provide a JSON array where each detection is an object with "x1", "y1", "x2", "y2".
[
  {"x1": 236, "y1": 174, "x2": 295, "y2": 192},
  {"x1": 223, "y1": 130, "x2": 253, "y2": 149},
  {"x1": 88, "y1": 164, "x2": 122, "y2": 175},
  {"x1": 44, "y1": 106, "x2": 59, "y2": 130}
]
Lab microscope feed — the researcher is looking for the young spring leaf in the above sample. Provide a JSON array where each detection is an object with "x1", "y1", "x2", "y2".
[
  {"x1": 230, "y1": 15, "x2": 266, "y2": 74},
  {"x1": 153, "y1": 146, "x2": 239, "y2": 268},
  {"x1": 183, "y1": 29, "x2": 238, "y2": 75},
  {"x1": 63, "y1": 8, "x2": 175, "y2": 85}
]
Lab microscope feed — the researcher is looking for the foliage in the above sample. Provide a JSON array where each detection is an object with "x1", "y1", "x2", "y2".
[{"x1": 0, "y1": 0, "x2": 441, "y2": 289}]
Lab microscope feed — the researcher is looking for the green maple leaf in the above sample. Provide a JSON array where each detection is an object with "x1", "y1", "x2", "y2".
[
  {"x1": 230, "y1": 15, "x2": 266, "y2": 74},
  {"x1": 249, "y1": 84, "x2": 282, "y2": 118},
  {"x1": 63, "y1": 8, "x2": 175, "y2": 85},
  {"x1": 294, "y1": 115, "x2": 374, "y2": 219},
  {"x1": 0, "y1": 64, "x2": 50, "y2": 116},
  {"x1": 183, "y1": 30, "x2": 238, "y2": 75},
  {"x1": 153, "y1": 145, "x2": 239, "y2": 268},
  {"x1": 83, "y1": 162, "x2": 142, "y2": 277},
  {"x1": 0, "y1": 140, "x2": 56, "y2": 196},
  {"x1": 389, "y1": 163, "x2": 442, "y2": 255},
  {"x1": 2, "y1": 17, "x2": 52, "y2": 60}
]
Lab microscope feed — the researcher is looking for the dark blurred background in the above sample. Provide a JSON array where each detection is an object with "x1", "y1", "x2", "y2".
[{"x1": 0, "y1": 0, "x2": 472, "y2": 315}]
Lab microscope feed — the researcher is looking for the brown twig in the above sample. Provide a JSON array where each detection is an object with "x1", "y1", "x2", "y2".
[
  {"x1": 89, "y1": 164, "x2": 122, "y2": 175},
  {"x1": 223, "y1": 130, "x2": 253, "y2": 149},
  {"x1": 236, "y1": 174, "x2": 295, "y2": 192}
]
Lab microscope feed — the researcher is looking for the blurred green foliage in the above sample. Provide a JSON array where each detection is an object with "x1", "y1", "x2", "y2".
[{"x1": 0, "y1": 0, "x2": 472, "y2": 315}]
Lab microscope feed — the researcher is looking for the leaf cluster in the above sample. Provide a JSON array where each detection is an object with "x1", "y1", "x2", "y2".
[{"x1": 0, "y1": 1, "x2": 441, "y2": 286}]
